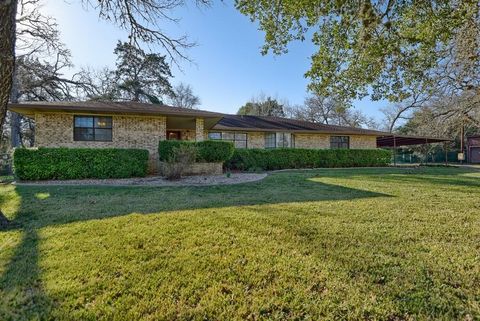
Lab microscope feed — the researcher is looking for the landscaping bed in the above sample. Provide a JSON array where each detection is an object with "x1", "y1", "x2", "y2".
[{"x1": 14, "y1": 173, "x2": 267, "y2": 187}]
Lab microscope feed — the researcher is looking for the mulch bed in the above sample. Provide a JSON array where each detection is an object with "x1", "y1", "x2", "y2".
[{"x1": 14, "y1": 173, "x2": 267, "y2": 187}]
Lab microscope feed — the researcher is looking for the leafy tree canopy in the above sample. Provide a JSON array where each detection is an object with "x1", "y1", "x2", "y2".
[
  {"x1": 237, "y1": 95, "x2": 285, "y2": 117},
  {"x1": 114, "y1": 41, "x2": 174, "y2": 103},
  {"x1": 236, "y1": 0, "x2": 479, "y2": 104}
]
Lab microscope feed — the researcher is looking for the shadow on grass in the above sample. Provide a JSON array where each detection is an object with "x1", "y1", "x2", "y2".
[
  {"x1": 1, "y1": 166, "x2": 477, "y2": 319},
  {"x1": 12, "y1": 173, "x2": 393, "y2": 229},
  {"x1": 10, "y1": 167, "x2": 479, "y2": 319},
  {"x1": 0, "y1": 229, "x2": 53, "y2": 320},
  {"x1": 0, "y1": 170, "x2": 393, "y2": 318}
]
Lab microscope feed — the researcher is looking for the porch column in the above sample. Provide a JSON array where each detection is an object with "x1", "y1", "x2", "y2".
[{"x1": 195, "y1": 118, "x2": 204, "y2": 141}]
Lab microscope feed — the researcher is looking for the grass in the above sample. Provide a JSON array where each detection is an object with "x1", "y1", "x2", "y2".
[{"x1": 0, "y1": 167, "x2": 479, "y2": 320}]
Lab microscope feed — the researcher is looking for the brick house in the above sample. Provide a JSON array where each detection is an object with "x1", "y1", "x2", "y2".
[{"x1": 8, "y1": 101, "x2": 387, "y2": 172}]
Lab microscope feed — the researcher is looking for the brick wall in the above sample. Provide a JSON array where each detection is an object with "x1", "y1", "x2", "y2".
[
  {"x1": 195, "y1": 118, "x2": 204, "y2": 141},
  {"x1": 206, "y1": 131, "x2": 378, "y2": 149},
  {"x1": 350, "y1": 135, "x2": 377, "y2": 149},
  {"x1": 293, "y1": 134, "x2": 330, "y2": 149},
  {"x1": 34, "y1": 112, "x2": 166, "y2": 172}
]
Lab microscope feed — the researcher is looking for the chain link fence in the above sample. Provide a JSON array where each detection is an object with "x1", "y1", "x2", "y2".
[{"x1": 392, "y1": 149, "x2": 463, "y2": 164}]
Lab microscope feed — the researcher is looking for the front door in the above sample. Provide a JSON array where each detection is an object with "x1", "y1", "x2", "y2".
[{"x1": 167, "y1": 131, "x2": 181, "y2": 140}]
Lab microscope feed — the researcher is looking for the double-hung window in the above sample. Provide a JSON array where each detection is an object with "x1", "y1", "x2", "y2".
[
  {"x1": 330, "y1": 136, "x2": 350, "y2": 149},
  {"x1": 208, "y1": 132, "x2": 247, "y2": 148},
  {"x1": 74, "y1": 116, "x2": 112, "y2": 141}
]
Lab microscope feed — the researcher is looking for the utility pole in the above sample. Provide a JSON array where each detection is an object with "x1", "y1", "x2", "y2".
[{"x1": 393, "y1": 135, "x2": 397, "y2": 166}]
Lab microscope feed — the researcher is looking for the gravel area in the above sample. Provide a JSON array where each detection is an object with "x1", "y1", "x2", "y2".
[{"x1": 15, "y1": 173, "x2": 268, "y2": 187}]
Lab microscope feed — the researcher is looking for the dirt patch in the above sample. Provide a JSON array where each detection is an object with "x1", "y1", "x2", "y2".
[{"x1": 15, "y1": 173, "x2": 268, "y2": 187}]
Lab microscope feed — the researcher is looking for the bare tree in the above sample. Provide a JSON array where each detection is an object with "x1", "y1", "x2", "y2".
[
  {"x1": 169, "y1": 82, "x2": 200, "y2": 108},
  {"x1": 10, "y1": 0, "x2": 65, "y2": 146},
  {"x1": 0, "y1": 0, "x2": 212, "y2": 146},
  {"x1": 7, "y1": 0, "x2": 101, "y2": 147},
  {"x1": 83, "y1": 0, "x2": 212, "y2": 64},
  {"x1": 289, "y1": 94, "x2": 377, "y2": 128},
  {"x1": 388, "y1": 90, "x2": 480, "y2": 152},
  {"x1": 74, "y1": 67, "x2": 119, "y2": 101}
]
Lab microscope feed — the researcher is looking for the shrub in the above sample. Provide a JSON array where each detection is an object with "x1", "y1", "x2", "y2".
[
  {"x1": 196, "y1": 140, "x2": 234, "y2": 163},
  {"x1": 225, "y1": 148, "x2": 392, "y2": 171},
  {"x1": 158, "y1": 140, "x2": 190, "y2": 162},
  {"x1": 158, "y1": 140, "x2": 234, "y2": 163},
  {"x1": 163, "y1": 144, "x2": 197, "y2": 180},
  {"x1": 14, "y1": 148, "x2": 149, "y2": 180}
]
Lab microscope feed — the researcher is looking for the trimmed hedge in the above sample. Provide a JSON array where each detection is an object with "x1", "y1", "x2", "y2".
[
  {"x1": 158, "y1": 140, "x2": 189, "y2": 161},
  {"x1": 225, "y1": 148, "x2": 392, "y2": 171},
  {"x1": 158, "y1": 140, "x2": 234, "y2": 163},
  {"x1": 14, "y1": 147, "x2": 149, "y2": 180},
  {"x1": 197, "y1": 140, "x2": 235, "y2": 163}
]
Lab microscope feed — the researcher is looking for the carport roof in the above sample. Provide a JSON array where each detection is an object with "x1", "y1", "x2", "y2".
[{"x1": 376, "y1": 135, "x2": 453, "y2": 147}]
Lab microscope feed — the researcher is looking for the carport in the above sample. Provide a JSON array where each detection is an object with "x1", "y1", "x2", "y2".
[{"x1": 376, "y1": 134, "x2": 453, "y2": 165}]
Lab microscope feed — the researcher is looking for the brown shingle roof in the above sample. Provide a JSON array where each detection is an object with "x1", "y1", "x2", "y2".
[
  {"x1": 9, "y1": 101, "x2": 388, "y2": 136},
  {"x1": 213, "y1": 115, "x2": 388, "y2": 136},
  {"x1": 8, "y1": 101, "x2": 224, "y2": 118}
]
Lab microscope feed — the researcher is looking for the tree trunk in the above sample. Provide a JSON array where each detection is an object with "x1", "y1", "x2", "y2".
[
  {"x1": 0, "y1": 0, "x2": 17, "y2": 228},
  {"x1": 0, "y1": 0, "x2": 18, "y2": 129},
  {"x1": 10, "y1": 62, "x2": 21, "y2": 147}
]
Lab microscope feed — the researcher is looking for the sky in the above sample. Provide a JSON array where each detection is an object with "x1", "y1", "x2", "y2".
[{"x1": 41, "y1": 0, "x2": 389, "y2": 122}]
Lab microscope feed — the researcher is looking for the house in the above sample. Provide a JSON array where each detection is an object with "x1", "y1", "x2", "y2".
[{"x1": 8, "y1": 101, "x2": 388, "y2": 172}]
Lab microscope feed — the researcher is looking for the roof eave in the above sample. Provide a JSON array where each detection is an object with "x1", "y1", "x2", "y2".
[
  {"x1": 8, "y1": 103, "x2": 225, "y2": 119},
  {"x1": 211, "y1": 126, "x2": 385, "y2": 136}
]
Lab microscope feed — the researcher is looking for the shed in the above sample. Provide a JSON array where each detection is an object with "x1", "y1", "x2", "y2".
[{"x1": 467, "y1": 135, "x2": 480, "y2": 163}]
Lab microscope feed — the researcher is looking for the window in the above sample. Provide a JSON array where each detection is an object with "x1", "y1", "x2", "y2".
[
  {"x1": 208, "y1": 132, "x2": 222, "y2": 140},
  {"x1": 265, "y1": 132, "x2": 292, "y2": 148},
  {"x1": 330, "y1": 136, "x2": 350, "y2": 149},
  {"x1": 276, "y1": 132, "x2": 292, "y2": 148},
  {"x1": 208, "y1": 132, "x2": 247, "y2": 148},
  {"x1": 74, "y1": 116, "x2": 112, "y2": 141},
  {"x1": 265, "y1": 133, "x2": 276, "y2": 148}
]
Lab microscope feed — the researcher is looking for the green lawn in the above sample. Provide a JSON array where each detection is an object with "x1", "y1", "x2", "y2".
[{"x1": 0, "y1": 167, "x2": 479, "y2": 320}]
